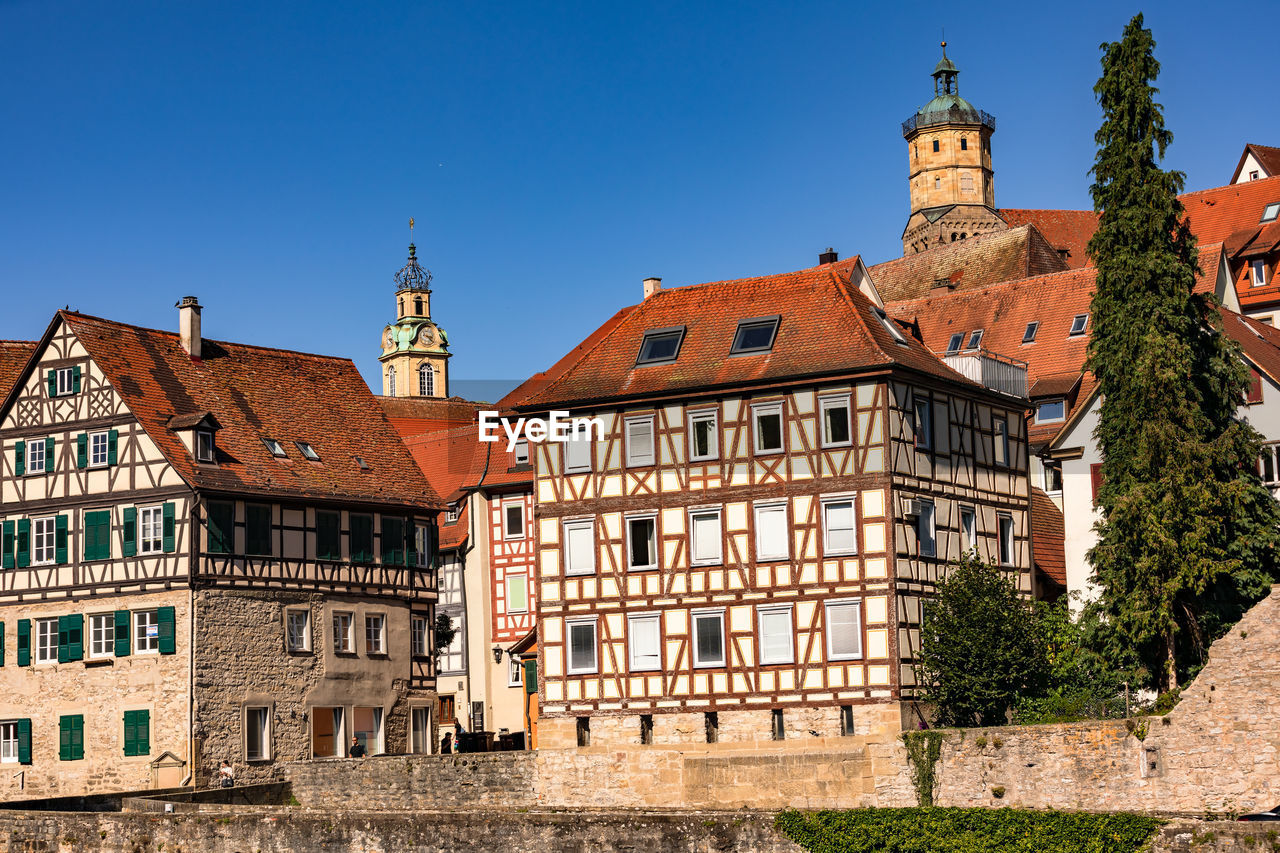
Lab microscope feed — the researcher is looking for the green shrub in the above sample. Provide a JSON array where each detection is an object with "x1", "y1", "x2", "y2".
[{"x1": 774, "y1": 808, "x2": 1162, "y2": 853}]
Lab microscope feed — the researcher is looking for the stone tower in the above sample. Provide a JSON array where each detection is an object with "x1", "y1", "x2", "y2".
[
  {"x1": 901, "y1": 43, "x2": 1003, "y2": 255},
  {"x1": 379, "y1": 241, "x2": 450, "y2": 398}
]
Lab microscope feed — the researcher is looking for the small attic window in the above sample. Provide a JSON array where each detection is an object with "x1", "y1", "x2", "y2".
[
  {"x1": 873, "y1": 307, "x2": 908, "y2": 346},
  {"x1": 354, "y1": 456, "x2": 370, "y2": 470},
  {"x1": 967, "y1": 330, "x2": 984, "y2": 349},
  {"x1": 1023, "y1": 321, "x2": 1039, "y2": 343},
  {"x1": 730, "y1": 317, "x2": 780, "y2": 355},
  {"x1": 263, "y1": 438, "x2": 287, "y2": 458},
  {"x1": 946, "y1": 333, "x2": 964, "y2": 354},
  {"x1": 196, "y1": 430, "x2": 216, "y2": 464},
  {"x1": 1069, "y1": 314, "x2": 1089, "y2": 336},
  {"x1": 513, "y1": 440, "x2": 530, "y2": 465},
  {"x1": 636, "y1": 327, "x2": 685, "y2": 366},
  {"x1": 294, "y1": 441, "x2": 321, "y2": 462},
  {"x1": 1262, "y1": 203, "x2": 1280, "y2": 223}
]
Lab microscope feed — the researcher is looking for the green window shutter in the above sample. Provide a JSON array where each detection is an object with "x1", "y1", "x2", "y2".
[
  {"x1": 107, "y1": 430, "x2": 119, "y2": 466},
  {"x1": 58, "y1": 614, "x2": 70, "y2": 663},
  {"x1": 14, "y1": 440, "x2": 24, "y2": 477},
  {"x1": 2, "y1": 521, "x2": 13, "y2": 570},
  {"x1": 207, "y1": 501, "x2": 234, "y2": 555},
  {"x1": 122, "y1": 507, "x2": 137, "y2": 557},
  {"x1": 17, "y1": 719, "x2": 31, "y2": 765},
  {"x1": 1, "y1": 619, "x2": 5, "y2": 666},
  {"x1": 76, "y1": 434, "x2": 88, "y2": 469},
  {"x1": 47, "y1": 369, "x2": 56, "y2": 397},
  {"x1": 246, "y1": 504, "x2": 271, "y2": 556},
  {"x1": 124, "y1": 709, "x2": 150, "y2": 757},
  {"x1": 16, "y1": 519, "x2": 30, "y2": 568},
  {"x1": 67, "y1": 613, "x2": 83, "y2": 662},
  {"x1": 83, "y1": 512, "x2": 97, "y2": 561},
  {"x1": 123, "y1": 710, "x2": 136, "y2": 756},
  {"x1": 72, "y1": 366, "x2": 81, "y2": 394},
  {"x1": 316, "y1": 511, "x2": 340, "y2": 561},
  {"x1": 380, "y1": 517, "x2": 403, "y2": 565},
  {"x1": 138, "y1": 710, "x2": 150, "y2": 755},
  {"x1": 17, "y1": 619, "x2": 30, "y2": 667},
  {"x1": 157, "y1": 606, "x2": 175, "y2": 655},
  {"x1": 405, "y1": 520, "x2": 417, "y2": 567},
  {"x1": 54, "y1": 514, "x2": 68, "y2": 564},
  {"x1": 162, "y1": 503, "x2": 176, "y2": 553},
  {"x1": 59, "y1": 715, "x2": 72, "y2": 760},
  {"x1": 351, "y1": 514, "x2": 372, "y2": 563},
  {"x1": 44, "y1": 437, "x2": 54, "y2": 471},
  {"x1": 114, "y1": 610, "x2": 131, "y2": 657},
  {"x1": 523, "y1": 659, "x2": 538, "y2": 695},
  {"x1": 86, "y1": 511, "x2": 111, "y2": 561}
]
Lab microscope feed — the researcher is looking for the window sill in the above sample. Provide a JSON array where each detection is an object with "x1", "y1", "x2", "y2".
[
  {"x1": 333, "y1": 651, "x2": 358, "y2": 657},
  {"x1": 690, "y1": 560, "x2": 723, "y2": 568},
  {"x1": 285, "y1": 649, "x2": 313, "y2": 656},
  {"x1": 752, "y1": 449, "x2": 784, "y2": 457},
  {"x1": 627, "y1": 566, "x2": 659, "y2": 573},
  {"x1": 829, "y1": 656, "x2": 865, "y2": 663},
  {"x1": 366, "y1": 652, "x2": 389, "y2": 659},
  {"x1": 688, "y1": 456, "x2": 719, "y2": 464},
  {"x1": 823, "y1": 550, "x2": 858, "y2": 559},
  {"x1": 759, "y1": 660, "x2": 795, "y2": 668},
  {"x1": 693, "y1": 662, "x2": 726, "y2": 670},
  {"x1": 820, "y1": 442, "x2": 853, "y2": 450},
  {"x1": 564, "y1": 569, "x2": 597, "y2": 577},
  {"x1": 755, "y1": 556, "x2": 790, "y2": 564},
  {"x1": 84, "y1": 658, "x2": 114, "y2": 668}
]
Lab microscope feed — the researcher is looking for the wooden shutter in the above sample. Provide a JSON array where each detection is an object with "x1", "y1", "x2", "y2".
[
  {"x1": 404, "y1": 519, "x2": 417, "y2": 567},
  {"x1": 351, "y1": 514, "x2": 372, "y2": 562},
  {"x1": 72, "y1": 366, "x2": 81, "y2": 394},
  {"x1": 162, "y1": 503, "x2": 176, "y2": 553},
  {"x1": 14, "y1": 441, "x2": 24, "y2": 477},
  {"x1": 59, "y1": 715, "x2": 85, "y2": 760},
  {"x1": 114, "y1": 610, "x2": 131, "y2": 657},
  {"x1": 157, "y1": 606, "x2": 176, "y2": 655},
  {"x1": 381, "y1": 517, "x2": 403, "y2": 565},
  {"x1": 1246, "y1": 368, "x2": 1264, "y2": 405},
  {"x1": 85, "y1": 510, "x2": 111, "y2": 561},
  {"x1": 122, "y1": 507, "x2": 137, "y2": 556},
  {"x1": 16, "y1": 519, "x2": 29, "y2": 568},
  {"x1": 1091, "y1": 463, "x2": 1104, "y2": 503},
  {"x1": 17, "y1": 619, "x2": 30, "y2": 666},
  {"x1": 44, "y1": 437, "x2": 54, "y2": 470},
  {"x1": 246, "y1": 504, "x2": 271, "y2": 556},
  {"x1": 0, "y1": 619, "x2": 4, "y2": 666},
  {"x1": 47, "y1": 369, "x2": 56, "y2": 397},
  {"x1": 123, "y1": 710, "x2": 137, "y2": 756},
  {"x1": 76, "y1": 434, "x2": 88, "y2": 469},
  {"x1": 523, "y1": 659, "x2": 537, "y2": 695},
  {"x1": 107, "y1": 430, "x2": 119, "y2": 466},
  {"x1": 316, "y1": 511, "x2": 340, "y2": 560},
  {"x1": 207, "y1": 501, "x2": 234, "y2": 555},
  {"x1": 55, "y1": 514, "x2": 68, "y2": 564},
  {"x1": 2, "y1": 520, "x2": 13, "y2": 569},
  {"x1": 66, "y1": 614, "x2": 83, "y2": 662},
  {"x1": 58, "y1": 614, "x2": 71, "y2": 663},
  {"x1": 16, "y1": 719, "x2": 31, "y2": 765}
]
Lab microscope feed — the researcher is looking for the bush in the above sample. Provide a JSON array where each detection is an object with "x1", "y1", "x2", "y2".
[{"x1": 774, "y1": 808, "x2": 1163, "y2": 853}]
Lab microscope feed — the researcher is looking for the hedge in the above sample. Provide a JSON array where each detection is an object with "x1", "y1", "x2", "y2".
[{"x1": 774, "y1": 808, "x2": 1163, "y2": 853}]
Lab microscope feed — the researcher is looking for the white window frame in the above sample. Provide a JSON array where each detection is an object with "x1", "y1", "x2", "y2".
[
  {"x1": 508, "y1": 655, "x2": 524, "y2": 686},
  {"x1": 506, "y1": 572, "x2": 529, "y2": 614},
  {"x1": 245, "y1": 705, "x2": 271, "y2": 762},
  {"x1": 89, "y1": 612, "x2": 115, "y2": 659},
  {"x1": 687, "y1": 409, "x2": 719, "y2": 462},
  {"x1": 825, "y1": 600, "x2": 863, "y2": 661},
  {"x1": 757, "y1": 605, "x2": 794, "y2": 666},
  {"x1": 32, "y1": 515, "x2": 56, "y2": 566},
  {"x1": 994, "y1": 418, "x2": 1010, "y2": 466},
  {"x1": 503, "y1": 501, "x2": 525, "y2": 540},
  {"x1": 1253, "y1": 259, "x2": 1268, "y2": 287},
  {"x1": 564, "y1": 431, "x2": 592, "y2": 473},
  {"x1": 134, "y1": 609, "x2": 160, "y2": 654},
  {"x1": 55, "y1": 367, "x2": 75, "y2": 396},
  {"x1": 819, "y1": 395, "x2": 852, "y2": 448},
  {"x1": 563, "y1": 519, "x2": 596, "y2": 576},
  {"x1": 688, "y1": 507, "x2": 723, "y2": 566},
  {"x1": 415, "y1": 524, "x2": 429, "y2": 567},
  {"x1": 960, "y1": 505, "x2": 976, "y2": 553},
  {"x1": 286, "y1": 609, "x2": 311, "y2": 653},
  {"x1": 27, "y1": 440, "x2": 46, "y2": 475},
  {"x1": 626, "y1": 514, "x2": 658, "y2": 572},
  {"x1": 1069, "y1": 314, "x2": 1089, "y2": 336},
  {"x1": 365, "y1": 613, "x2": 386, "y2": 654},
  {"x1": 513, "y1": 439, "x2": 529, "y2": 466},
  {"x1": 35, "y1": 617, "x2": 58, "y2": 664},
  {"x1": 753, "y1": 501, "x2": 789, "y2": 562},
  {"x1": 692, "y1": 609, "x2": 726, "y2": 668},
  {"x1": 0, "y1": 722, "x2": 16, "y2": 764},
  {"x1": 419, "y1": 363, "x2": 434, "y2": 396},
  {"x1": 751, "y1": 403, "x2": 784, "y2": 455},
  {"x1": 89, "y1": 431, "x2": 110, "y2": 467},
  {"x1": 566, "y1": 618, "x2": 598, "y2": 675},
  {"x1": 410, "y1": 707, "x2": 431, "y2": 754},
  {"x1": 196, "y1": 430, "x2": 216, "y2": 463},
  {"x1": 333, "y1": 611, "x2": 354, "y2": 654},
  {"x1": 387, "y1": 366, "x2": 397, "y2": 396},
  {"x1": 917, "y1": 500, "x2": 936, "y2": 558},
  {"x1": 998, "y1": 513, "x2": 1015, "y2": 567},
  {"x1": 821, "y1": 496, "x2": 858, "y2": 556},
  {"x1": 625, "y1": 416, "x2": 655, "y2": 467},
  {"x1": 411, "y1": 615, "x2": 428, "y2": 657},
  {"x1": 1034, "y1": 400, "x2": 1066, "y2": 424},
  {"x1": 139, "y1": 505, "x2": 164, "y2": 555},
  {"x1": 913, "y1": 397, "x2": 933, "y2": 451},
  {"x1": 626, "y1": 613, "x2": 661, "y2": 672}
]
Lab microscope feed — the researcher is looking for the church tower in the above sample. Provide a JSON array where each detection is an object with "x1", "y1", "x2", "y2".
[
  {"x1": 379, "y1": 238, "x2": 450, "y2": 398},
  {"x1": 901, "y1": 43, "x2": 1003, "y2": 255}
]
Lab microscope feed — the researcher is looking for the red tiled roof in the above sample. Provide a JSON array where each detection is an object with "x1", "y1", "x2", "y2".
[
  {"x1": 867, "y1": 226, "x2": 1068, "y2": 302},
  {"x1": 514, "y1": 257, "x2": 985, "y2": 411},
  {"x1": 1181, "y1": 175, "x2": 1280, "y2": 246},
  {"x1": 997, "y1": 209, "x2": 1099, "y2": 269},
  {"x1": 1030, "y1": 487, "x2": 1066, "y2": 588},
  {"x1": 378, "y1": 397, "x2": 483, "y2": 440},
  {"x1": 0, "y1": 341, "x2": 37, "y2": 400},
  {"x1": 1222, "y1": 308, "x2": 1280, "y2": 389},
  {"x1": 438, "y1": 501, "x2": 469, "y2": 550},
  {"x1": 1231, "y1": 144, "x2": 1280, "y2": 183},
  {"x1": 40, "y1": 312, "x2": 441, "y2": 508},
  {"x1": 403, "y1": 425, "x2": 484, "y2": 504}
]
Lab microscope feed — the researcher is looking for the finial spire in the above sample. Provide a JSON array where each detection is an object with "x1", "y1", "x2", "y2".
[{"x1": 394, "y1": 220, "x2": 433, "y2": 292}]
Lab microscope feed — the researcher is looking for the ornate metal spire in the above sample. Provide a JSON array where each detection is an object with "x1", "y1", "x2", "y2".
[{"x1": 394, "y1": 218, "x2": 433, "y2": 292}]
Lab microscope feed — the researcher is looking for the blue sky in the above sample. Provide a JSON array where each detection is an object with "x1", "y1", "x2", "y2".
[{"x1": 1, "y1": 1, "x2": 1271, "y2": 398}]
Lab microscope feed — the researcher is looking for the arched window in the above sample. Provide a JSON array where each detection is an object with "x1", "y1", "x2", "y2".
[
  {"x1": 419, "y1": 364, "x2": 434, "y2": 396},
  {"x1": 387, "y1": 366, "x2": 397, "y2": 396},
  {"x1": 414, "y1": 297, "x2": 423, "y2": 315}
]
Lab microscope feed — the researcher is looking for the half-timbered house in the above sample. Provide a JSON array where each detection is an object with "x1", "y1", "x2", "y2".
[
  {"x1": 0, "y1": 300, "x2": 442, "y2": 798},
  {"x1": 510, "y1": 255, "x2": 1033, "y2": 749}
]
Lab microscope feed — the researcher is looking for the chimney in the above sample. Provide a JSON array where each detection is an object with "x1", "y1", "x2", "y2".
[
  {"x1": 818, "y1": 248, "x2": 838, "y2": 265},
  {"x1": 177, "y1": 296, "x2": 202, "y2": 359},
  {"x1": 643, "y1": 277, "x2": 663, "y2": 299}
]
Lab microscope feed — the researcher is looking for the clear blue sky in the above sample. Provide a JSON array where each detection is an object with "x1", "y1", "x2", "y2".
[{"x1": 1, "y1": 1, "x2": 1270, "y2": 397}]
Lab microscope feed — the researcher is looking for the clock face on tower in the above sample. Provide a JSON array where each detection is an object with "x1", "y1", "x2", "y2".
[
  {"x1": 418, "y1": 326, "x2": 435, "y2": 347},
  {"x1": 383, "y1": 329, "x2": 395, "y2": 350}
]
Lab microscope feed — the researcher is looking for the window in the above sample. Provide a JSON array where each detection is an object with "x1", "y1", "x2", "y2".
[
  {"x1": 688, "y1": 410, "x2": 718, "y2": 461},
  {"x1": 245, "y1": 706, "x2": 270, "y2": 761},
  {"x1": 513, "y1": 440, "x2": 529, "y2": 466},
  {"x1": 419, "y1": 364, "x2": 434, "y2": 396},
  {"x1": 934, "y1": 176, "x2": 941, "y2": 189},
  {"x1": 196, "y1": 430, "x2": 215, "y2": 463},
  {"x1": 754, "y1": 502, "x2": 789, "y2": 561},
  {"x1": 757, "y1": 606, "x2": 794, "y2": 665},
  {"x1": 381, "y1": 516, "x2": 406, "y2": 565},
  {"x1": 1261, "y1": 446, "x2": 1280, "y2": 485},
  {"x1": 387, "y1": 366, "x2": 397, "y2": 396},
  {"x1": 563, "y1": 519, "x2": 596, "y2": 575},
  {"x1": 820, "y1": 396, "x2": 851, "y2": 447},
  {"x1": 636, "y1": 327, "x2": 685, "y2": 365},
  {"x1": 994, "y1": 418, "x2": 1010, "y2": 466},
  {"x1": 316, "y1": 510, "x2": 341, "y2": 561},
  {"x1": 123, "y1": 709, "x2": 150, "y2": 756},
  {"x1": 355, "y1": 455, "x2": 369, "y2": 470},
  {"x1": 1069, "y1": 314, "x2": 1089, "y2": 336},
  {"x1": 960, "y1": 506, "x2": 976, "y2": 552},
  {"x1": 567, "y1": 619, "x2": 598, "y2": 674},
  {"x1": 1250, "y1": 170, "x2": 1260, "y2": 181},
  {"x1": 509, "y1": 655, "x2": 523, "y2": 686},
  {"x1": 704, "y1": 712, "x2": 719, "y2": 744},
  {"x1": 771, "y1": 709, "x2": 786, "y2": 741},
  {"x1": 1035, "y1": 400, "x2": 1066, "y2": 423},
  {"x1": 1252, "y1": 260, "x2": 1268, "y2": 287},
  {"x1": 263, "y1": 438, "x2": 287, "y2": 458},
  {"x1": 503, "y1": 502, "x2": 525, "y2": 540},
  {"x1": 627, "y1": 614, "x2": 661, "y2": 671},
  {"x1": 874, "y1": 306, "x2": 909, "y2": 344},
  {"x1": 506, "y1": 573, "x2": 528, "y2": 613},
  {"x1": 576, "y1": 717, "x2": 590, "y2": 747},
  {"x1": 36, "y1": 618, "x2": 58, "y2": 663},
  {"x1": 1023, "y1": 321, "x2": 1039, "y2": 343},
  {"x1": 689, "y1": 509, "x2": 722, "y2": 565},
  {"x1": 627, "y1": 515, "x2": 657, "y2": 571},
  {"x1": 1091, "y1": 463, "x2": 1105, "y2": 503},
  {"x1": 444, "y1": 507, "x2": 459, "y2": 524},
  {"x1": 932, "y1": 139, "x2": 939, "y2": 152},
  {"x1": 53, "y1": 366, "x2": 77, "y2": 396},
  {"x1": 639, "y1": 714, "x2": 653, "y2": 745},
  {"x1": 752, "y1": 403, "x2": 784, "y2": 454},
  {"x1": 89, "y1": 613, "x2": 115, "y2": 659},
  {"x1": 625, "y1": 417, "x2": 655, "y2": 466},
  {"x1": 825, "y1": 601, "x2": 863, "y2": 660},
  {"x1": 840, "y1": 705, "x2": 855, "y2": 736},
  {"x1": 564, "y1": 432, "x2": 592, "y2": 472},
  {"x1": 139, "y1": 505, "x2": 164, "y2": 554},
  {"x1": 0, "y1": 722, "x2": 15, "y2": 764},
  {"x1": 27, "y1": 440, "x2": 46, "y2": 475},
  {"x1": 366, "y1": 614, "x2": 386, "y2": 654},
  {"x1": 410, "y1": 707, "x2": 431, "y2": 753},
  {"x1": 1263, "y1": 202, "x2": 1280, "y2": 223},
  {"x1": 411, "y1": 615, "x2": 428, "y2": 658},
  {"x1": 32, "y1": 516, "x2": 56, "y2": 565},
  {"x1": 998, "y1": 513, "x2": 1015, "y2": 566},
  {"x1": 333, "y1": 612, "x2": 354, "y2": 654},
  {"x1": 966, "y1": 329, "x2": 984, "y2": 349},
  {"x1": 692, "y1": 611, "x2": 725, "y2": 667},
  {"x1": 286, "y1": 610, "x2": 310, "y2": 652},
  {"x1": 960, "y1": 137, "x2": 968, "y2": 151},
  {"x1": 730, "y1": 316, "x2": 780, "y2": 354},
  {"x1": 917, "y1": 500, "x2": 936, "y2": 557},
  {"x1": 57, "y1": 715, "x2": 84, "y2": 761},
  {"x1": 294, "y1": 441, "x2": 320, "y2": 462},
  {"x1": 353, "y1": 707, "x2": 384, "y2": 755},
  {"x1": 89, "y1": 431, "x2": 110, "y2": 467},
  {"x1": 134, "y1": 610, "x2": 159, "y2": 654},
  {"x1": 439, "y1": 612, "x2": 464, "y2": 673},
  {"x1": 822, "y1": 498, "x2": 857, "y2": 555},
  {"x1": 1044, "y1": 462, "x2": 1063, "y2": 492},
  {"x1": 913, "y1": 397, "x2": 932, "y2": 451},
  {"x1": 246, "y1": 504, "x2": 272, "y2": 556}
]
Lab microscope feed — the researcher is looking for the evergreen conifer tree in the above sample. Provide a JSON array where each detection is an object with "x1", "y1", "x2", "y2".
[{"x1": 1085, "y1": 14, "x2": 1280, "y2": 691}]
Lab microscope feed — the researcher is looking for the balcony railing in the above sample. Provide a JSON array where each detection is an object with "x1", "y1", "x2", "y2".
[
  {"x1": 902, "y1": 109, "x2": 997, "y2": 137},
  {"x1": 941, "y1": 348, "x2": 1028, "y2": 399}
]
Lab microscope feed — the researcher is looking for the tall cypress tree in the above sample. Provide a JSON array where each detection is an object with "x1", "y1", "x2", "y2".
[{"x1": 1085, "y1": 14, "x2": 1280, "y2": 692}]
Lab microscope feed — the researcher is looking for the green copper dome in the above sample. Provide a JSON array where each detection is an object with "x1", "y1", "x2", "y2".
[{"x1": 902, "y1": 43, "x2": 995, "y2": 137}]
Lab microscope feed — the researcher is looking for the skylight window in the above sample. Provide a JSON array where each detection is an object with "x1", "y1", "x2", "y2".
[
  {"x1": 1069, "y1": 314, "x2": 1089, "y2": 336},
  {"x1": 635, "y1": 327, "x2": 685, "y2": 365},
  {"x1": 295, "y1": 441, "x2": 321, "y2": 461},
  {"x1": 1262, "y1": 202, "x2": 1280, "y2": 223},
  {"x1": 946, "y1": 333, "x2": 964, "y2": 354},
  {"x1": 967, "y1": 329, "x2": 984, "y2": 349},
  {"x1": 263, "y1": 438, "x2": 287, "y2": 458},
  {"x1": 354, "y1": 456, "x2": 370, "y2": 470},
  {"x1": 1023, "y1": 321, "x2": 1039, "y2": 343},
  {"x1": 730, "y1": 317, "x2": 781, "y2": 355},
  {"x1": 873, "y1": 307, "x2": 908, "y2": 345}
]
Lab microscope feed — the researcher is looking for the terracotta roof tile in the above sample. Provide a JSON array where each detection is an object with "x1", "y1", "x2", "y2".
[
  {"x1": 378, "y1": 396, "x2": 484, "y2": 440},
  {"x1": 0, "y1": 341, "x2": 37, "y2": 400},
  {"x1": 1180, "y1": 175, "x2": 1280, "y2": 246},
  {"x1": 1231, "y1": 144, "x2": 1280, "y2": 183},
  {"x1": 402, "y1": 424, "x2": 484, "y2": 504},
  {"x1": 1031, "y1": 487, "x2": 1066, "y2": 587},
  {"x1": 997, "y1": 209, "x2": 1099, "y2": 268},
  {"x1": 1222, "y1": 308, "x2": 1280, "y2": 389}
]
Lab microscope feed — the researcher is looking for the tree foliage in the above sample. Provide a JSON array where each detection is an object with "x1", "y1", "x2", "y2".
[
  {"x1": 1084, "y1": 14, "x2": 1280, "y2": 692},
  {"x1": 433, "y1": 612, "x2": 457, "y2": 662}
]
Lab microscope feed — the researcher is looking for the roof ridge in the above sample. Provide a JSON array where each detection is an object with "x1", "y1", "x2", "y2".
[
  {"x1": 646, "y1": 256, "x2": 863, "y2": 297},
  {"x1": 1180, "y1": 174, "x2": 1280, "y2": 199}
]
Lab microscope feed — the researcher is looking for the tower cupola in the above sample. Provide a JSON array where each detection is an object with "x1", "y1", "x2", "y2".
[{"x1": 379, "y1": 222, "x2": 451, "y2": 398}]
